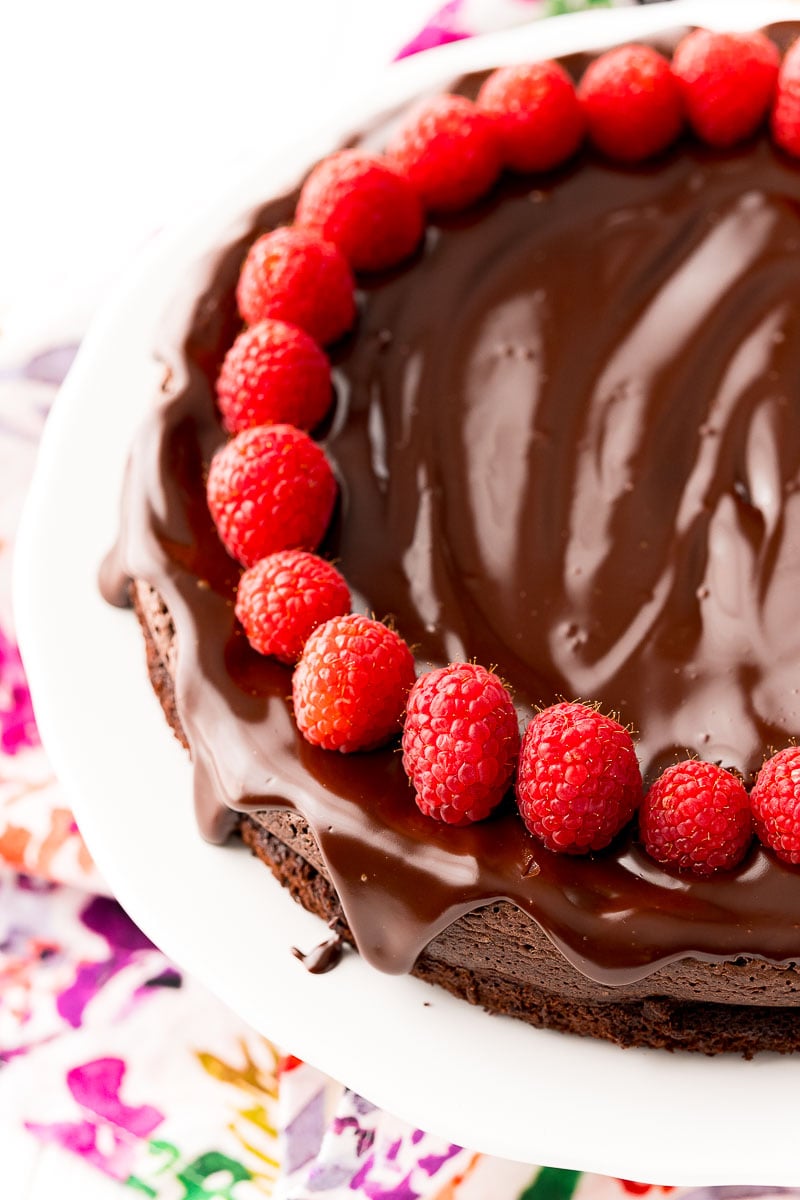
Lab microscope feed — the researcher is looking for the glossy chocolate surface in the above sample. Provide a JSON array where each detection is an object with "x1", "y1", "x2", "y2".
[{"x1": 103, "y1": 35, "x2": 800, "y2": 986}]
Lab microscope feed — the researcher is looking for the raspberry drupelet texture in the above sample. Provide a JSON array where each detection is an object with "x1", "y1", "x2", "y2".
[
  {"x1": 751, "y1": 746, "x2": 800, "y2": 865},
  {"x1": 235, "y1": 550, "x2": 351, "y2": 665},
  {"x1": 672, "y1": 29, "x2": 779, "y2": 149},
  {"x1": 639, "y1": 760, "x2": 752, "y2": 877},
  {"x1": 296, "y1": 150, "x2": 424, "y2": 273},
  {"x1": 515, "y1": 702, "x2": 642, "y2": 854},
  {"x1": 292, "y1": 614, "x2": 416, "y2": 752},
  {"x1": 236, "y1": 227, "x2": 356, "y2": 346},
  {"x1": 216, "y1": 319, "x2": 332, "y2": 435},
  {"x1": 772, "y1": 39, "x2": 800, "y2": 157},
  {"x1": 578, "y1": 43, "x2": 683, "y2": 163},
  {"x1": 402, "y1": 662, "x2": 520, "y2": 825},
  {"x1": 477, "y1": 60, "x2": 585, "y2": 174},
  {"x1": 206, "y1": 424, "x2": 337, "y2": 567},
  {"x1": 386, "y1": 94, "x2": 502, "y2": 212}
]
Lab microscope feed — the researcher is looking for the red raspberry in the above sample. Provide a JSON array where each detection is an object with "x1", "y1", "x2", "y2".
[
  {"x1": 206, "y1": 424, "x2": 336, "y2": 567},
  {"x1": 578, "y1": 44, "x2": 683, "y2": 163},
  {"x1": 235, "y1": 550, "x2": 350, "y2": 664},
  {"x1": 772, "y1": 39, "x2": 800, "y2": 158},
  {"x1": 401, "y1": 663, "x2": 520, "y2": 826},
  {"x1": 216, "y1": 319, "x2": 331, "y2": 435},
  {"x1": 751, "y1": 746, "x2": 800, "y2": 864},
  {"x1": 236, "y1": 227, "x2": 356, "y2": 345},
  {"x1": 477, "y1": 60, "x2": 585, "y2": 174},
  {"x1": 516, "y1": 702, "x2": 642, "y2": 854},
  {"x1": 640, "y1": 760, "x2": 752, "y2": 878},
  {"x1": 296, "y1": 150, "x2": 424, "y2": 273},
  {"x1": 672, "y1": 29, "x2": 779, "y2": 149},
  {"x1": 292, "y1": 614, "x2": 416, "y2": 752},
  {"x1": 386, "y1": 94, "x2": 501, "y2": 212}
]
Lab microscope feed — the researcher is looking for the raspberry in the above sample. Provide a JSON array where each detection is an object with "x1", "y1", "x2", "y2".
[
  {"x1": 296, "y1": 150, "x2": 424, "y2": 273},
  {"x1": 578, "y1": 44, "x2": 683, "y2": 163},
  {"x1": 401, "y1": 663, "x2": 520, "y2": 825},
  {"x1": 235, "y1": 550, "x2": 350, "y2": 664},
  {"x1": 216, "y1": 319, "x2": 331, "y2": 435},
  {"x1": 236, "y1": 227, "x2": 356, "y2": 345},
  {"x1": 672, "y1": 29, "x2": 779, "y2": 149},
  {"x1": 477, "y1": 61, "x2": 585, "y2": 174},
  {"x1": 292, "y1": 614, "x2": 416, "y2": 752},
  {"x1": 772, "y1": 39, "x2": 800, "y2": 158},
  {"x1": 640, "y1": 760, "x2": 752, "y2": 878},
  {"x1": 207, "y1": 424, "x2": 336, "y2": 567},
  {"x1": 751, "y1": 746, "x2": 800, "y2": 864},
  {"x1": 386, "y1": 94, "x2": 501, "y2": 212},
  {"x1": 515, "y1": 702, "x2": 642, "y2": 854}
]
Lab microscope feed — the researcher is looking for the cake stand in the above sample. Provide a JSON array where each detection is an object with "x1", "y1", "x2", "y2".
[{"x1": 15, "y1": 0, "x2": 800, "y2": 1184}]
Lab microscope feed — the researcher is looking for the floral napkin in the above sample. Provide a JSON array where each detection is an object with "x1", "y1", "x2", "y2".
[{"x1": 1, "y1": 1, "x2": 788, "y2": 1198}]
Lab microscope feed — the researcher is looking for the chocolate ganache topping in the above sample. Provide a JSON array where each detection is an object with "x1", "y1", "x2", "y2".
[{"x1": 103, "y1": 31, "x2": 800, "y2": 987}]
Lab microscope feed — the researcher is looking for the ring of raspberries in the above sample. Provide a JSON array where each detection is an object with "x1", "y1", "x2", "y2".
[{"x1": 203, "y1": 27, "x2": 800, "y2": 878}]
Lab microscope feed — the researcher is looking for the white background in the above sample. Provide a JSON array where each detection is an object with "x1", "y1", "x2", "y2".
[{"x1": 0, "y1": 0, "x2": 436, "y2": 355}]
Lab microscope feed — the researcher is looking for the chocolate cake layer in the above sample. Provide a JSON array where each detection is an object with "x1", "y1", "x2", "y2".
[
  {"x1": 133, "y1": 578, "x2": 800, "y2": 1054},
  {"x1": 105, "y1": 23, "x2": 800, "y2": 1053}
]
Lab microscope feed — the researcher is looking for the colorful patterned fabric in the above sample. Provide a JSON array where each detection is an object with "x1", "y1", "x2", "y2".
[
  {"x1": 395, "y1": 0, "x2": 635, "y2": 58},
  {"x1": 2, "y1": 1, "x2": 791, "y2": 1197}
]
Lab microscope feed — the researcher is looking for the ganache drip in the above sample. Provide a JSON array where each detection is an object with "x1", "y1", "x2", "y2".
[{"x1": 103, "y1": 39, "x2": 800, "y2": 987}]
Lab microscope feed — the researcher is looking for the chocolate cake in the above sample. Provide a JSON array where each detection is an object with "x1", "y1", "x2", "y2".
[{"x1": 102, "y1": 20, "x2": 800, "y2": 1055}]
